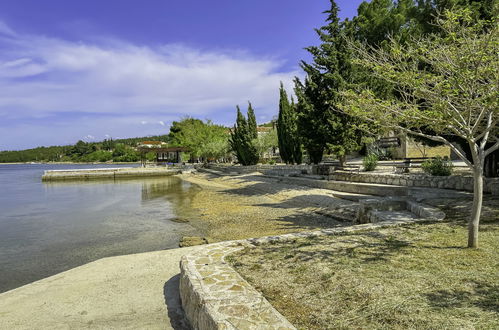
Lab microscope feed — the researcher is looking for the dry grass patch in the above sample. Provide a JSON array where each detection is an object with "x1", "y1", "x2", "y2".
[{"x1": 230, "y1": 219, "x2": 499, "y2": 329}]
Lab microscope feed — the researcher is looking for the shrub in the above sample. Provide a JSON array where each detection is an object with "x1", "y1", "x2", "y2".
[
  {"x1": 367, "y1": 145, "x2": 393, "y2": 160},
  {"x1": 421, "y1": 157, "x2": 453, "y2": 176},
  {"x1": 363, "y1": 154, "x2": 379, "y2": 171}
]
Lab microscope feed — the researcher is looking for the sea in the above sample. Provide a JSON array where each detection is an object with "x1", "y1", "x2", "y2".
[{"x1": 0, "y1": 163, "x2": 202, "y2": 293}]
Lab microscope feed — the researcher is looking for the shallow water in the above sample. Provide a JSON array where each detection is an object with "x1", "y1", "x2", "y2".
[{"x1": 0, "y1": 164, "x2": 202, "y2": 293}]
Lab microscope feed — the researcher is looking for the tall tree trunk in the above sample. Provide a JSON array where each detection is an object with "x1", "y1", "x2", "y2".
[{"x1": 468, "y1": 162, "x2": 484, "y2": 248}]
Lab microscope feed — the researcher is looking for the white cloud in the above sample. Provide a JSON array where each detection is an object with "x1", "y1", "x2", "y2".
[
  {"x1": 0, "y1": 21, "x2": 300, "y2": 119},
  {"x1": 0, "y1": 21, "x2": 302, "y2": 149}
]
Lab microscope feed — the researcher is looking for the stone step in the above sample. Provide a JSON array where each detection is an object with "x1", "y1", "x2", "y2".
[{"x1": 266, "y1": 175, "x2": 408, "y2": 197}]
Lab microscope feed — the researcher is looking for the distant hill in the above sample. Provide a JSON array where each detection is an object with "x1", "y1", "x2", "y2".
[{"x1": 0, "y1": 135, "x2": 170, "y2": 163}]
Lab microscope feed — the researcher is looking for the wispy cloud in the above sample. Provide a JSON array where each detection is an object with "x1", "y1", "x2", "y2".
[{"x1": 0, "y1": 21, "x2": 300, "y2": 149}]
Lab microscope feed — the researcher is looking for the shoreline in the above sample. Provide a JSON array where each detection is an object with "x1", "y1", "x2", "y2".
[{"x1": 0, "y1": 161, "x2": 141, "y2": 165}]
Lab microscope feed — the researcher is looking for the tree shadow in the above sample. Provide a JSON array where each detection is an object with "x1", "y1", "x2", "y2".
[
  {"x1": 217, "y1": 174, "x2": 318, "y2": 197},
  {"x1": 255, "y1": 231, "x2": 412, "y2": 264},
  {"x1": 163, "y1": 274, "x2": 191, "y2": 330},
  {"x1": 425, "y1": 280, "x2": 499, "y2": 313},
  {"x1": 255, "y1": 211, "x2": 350, "y2": 232},
  {"x1": 423, "y1": 196, "x2": 499, "y2": 224}
]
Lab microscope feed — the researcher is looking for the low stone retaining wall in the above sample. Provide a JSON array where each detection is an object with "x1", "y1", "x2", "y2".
[
  {"x1": 180, "y1": 213, "x2": 445, "y2": 329},
  {"x1": 42, "y1": 167, "x2": 181, "y2": 181},
  {"x1": 355, "y1": 197, "x2": 446, "y2": 224},
  {"x1": 330, "y1": 172, "x2": 499, "y2": 195},
  {"x1": 180, "y1": 241, "x2": 296, "y2": 329},
  {"x1": 270, "y1": 175, "x2": 408, "y2": 197},
  {"x1": 206, "y1": 164, "x2": 313, "y2": 177}
]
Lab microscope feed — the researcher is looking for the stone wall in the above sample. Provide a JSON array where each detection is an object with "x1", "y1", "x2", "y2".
[
  {"x1": 206, "y1": 164, "x2": 313, "y2": 177},
  {"x1": 179, "y1": 241, "x2": 296, "y2": 329},
  {"x1": 41, "y1": 167, "x2": 181, "y2": 181},
  {"x1": 330, "y1": 171, "x2": 499, "y2": 195}
]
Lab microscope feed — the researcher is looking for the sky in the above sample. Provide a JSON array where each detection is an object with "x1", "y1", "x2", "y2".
[{"x1": 0, "y1": 0, "x2": 366, "y2": 150}]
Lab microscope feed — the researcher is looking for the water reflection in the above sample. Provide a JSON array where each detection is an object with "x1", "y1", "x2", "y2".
[
  {"x1": 141, "y1": 177, "x2": 200, "y2": 206},
  {"x1": 0, "y1": 167, "x2": 203, "y2": 293}
]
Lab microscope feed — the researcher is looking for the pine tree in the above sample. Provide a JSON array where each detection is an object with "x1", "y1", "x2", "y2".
[
  {"x1": 294, "y1": 77, "x2": 326, "y2": 164},
  {"x1": 296, "y1": 0, "x2": 365, "y2": 166}
]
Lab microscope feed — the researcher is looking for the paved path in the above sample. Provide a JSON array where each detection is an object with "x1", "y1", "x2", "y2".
[{"x1": 0, "y1": 246, "x2": 203, "y2": 330}]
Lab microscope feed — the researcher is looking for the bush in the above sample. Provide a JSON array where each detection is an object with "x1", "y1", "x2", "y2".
[
  {"x1": 421, "y1": 157, "x2": 453, "y2": 176},
  {"x1": 363, "y1": 154, "x2": 379, "y2": 171},
  {"x1": 367, "y1": 145, "x2": 393, "y2": 160}
]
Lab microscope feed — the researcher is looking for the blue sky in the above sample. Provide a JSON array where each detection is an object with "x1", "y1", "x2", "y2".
[{"x1": 0, "y1": 0, "x2": 365, "y2": 150}]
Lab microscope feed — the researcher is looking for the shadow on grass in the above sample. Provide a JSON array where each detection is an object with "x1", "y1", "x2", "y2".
[
  {"x1": 256, "y1": 231, "x2": 413, "y2": 264},
  {"x1": 425, "y1": 280, "x2": 499, "y2": 313}
]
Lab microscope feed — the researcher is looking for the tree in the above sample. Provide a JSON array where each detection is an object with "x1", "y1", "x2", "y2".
[
  {"x1": 230, "y1": 105, "x2": 259, "y2": 165},
  {"x1": 247, "y1": 102, "x2": 258, "y2": 140},
  {"x1": 296, "y1": 0, "x2": 366, "y2": 166},
  {"x1": 277, "y1": 82, "x2": 302, "y2": 164},
  {"x1": 254, "y1": 126, "x2": 278, "y2": 161},
  {"x1": 294, "y1": 77, "x2": 326, "y2": 164},
  {"x1": 169, "y1": 117, "x2": 229, "y2": 162},
  {"x1": 341, "y1": 10, "x2": 498, "y2": 248},
  {"x1": 102, "y1": 139, "x2": 115, "y2": 151}
]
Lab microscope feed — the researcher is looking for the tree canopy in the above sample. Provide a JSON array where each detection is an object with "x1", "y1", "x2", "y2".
[
  {"x1": 341, "y1": 9, "x2": 498, "y2": 247},
  {"x1": 169, "y1": 117, "x2": 229, "y2": 162}
]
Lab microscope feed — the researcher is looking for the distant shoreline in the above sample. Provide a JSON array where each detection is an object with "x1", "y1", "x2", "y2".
[{"x1": 0, "y1": 162, "x2": 141, "y2": 165}]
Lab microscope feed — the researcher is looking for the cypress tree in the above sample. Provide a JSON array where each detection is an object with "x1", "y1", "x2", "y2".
[
  {"x1": 277, "y1": 83, "x2": 302, "y2": 164},
  {"x1": 277, "y1": 83, "x2": 292, "y2": 163},
  {"x1": 230, "y1": 105, "x2": 259, "y2": 165},
  {"x1": 247, "y1": 102, "x2": 258, "y2": 140},
  {"x1": 290, "y1": 98, "x2": 303, "y2": 164}
]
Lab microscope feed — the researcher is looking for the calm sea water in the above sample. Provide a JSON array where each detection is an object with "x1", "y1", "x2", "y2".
[{"x1": 0, "y1": 164, "x2": 202, "y2": 293}]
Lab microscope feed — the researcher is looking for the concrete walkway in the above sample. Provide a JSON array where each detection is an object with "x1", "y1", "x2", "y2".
[{"x1": 0, "y1": 246, "x2": 203, "y2": 330}]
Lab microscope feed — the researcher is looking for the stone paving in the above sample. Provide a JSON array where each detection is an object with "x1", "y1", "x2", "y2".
[{"x1": 180, "y1": 240, "x2": 296, "y2": 329}]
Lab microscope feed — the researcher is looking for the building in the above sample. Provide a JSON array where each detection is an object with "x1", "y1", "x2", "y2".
[
  {"x1": 378, "y1": 134, "x2": 450, "y2": 159},
  {"x1": 137, "y1": 141, "x2": 189, "y2": 165}
]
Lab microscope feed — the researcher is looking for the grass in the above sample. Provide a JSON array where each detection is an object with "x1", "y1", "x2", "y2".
[{"x1": 230, "y1": 218, "x2": 499, "y2": 329}]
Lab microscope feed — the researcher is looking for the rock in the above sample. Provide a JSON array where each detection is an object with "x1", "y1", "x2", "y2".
[
  {"x1": 179, "y1": 236, "x2": 209, "y2": 247},
  {"x1": 170, "y1": 217, "x2": 189, "y2": 223}
]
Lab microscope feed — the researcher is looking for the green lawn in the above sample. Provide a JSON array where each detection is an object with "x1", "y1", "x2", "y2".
[{"x1": 230, "y1": 218, "x2": 499, "y2": 329}]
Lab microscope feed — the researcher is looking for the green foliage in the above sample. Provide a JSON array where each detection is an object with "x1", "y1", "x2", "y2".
[
  {"x1": 295, "y1": 0, "x2": 367, "y2": 165},
  {"x1": 341, "y1": 9, "x2": 498, "y2": 147},
  {"x1": 363, "y1": 154, "x2": 379, "y2": 171},
  {"x1": 111, "y1": 143, "x2": 139, "y2": 162},
  {"x1": 0, "y1": 134, "x2": 169, "y2": 163},
  {"x1": 145, "y1": 152, "x2": 157, "y2": 162},
  {"x1": 101, "y1": 139, "x2": 115, "y2": 151},
  {"x1": 169, "y1": 117, "x2": 229, "y2": 161},
  {"x1": 294, "y1": 78, "x2": 325, "y2": 164},
  {"x1": 277, "y1": 83, "x2": 302, "y2": 164},
  {"x1": 421, "y1": 157, "x2": 454, "y2": 176},
  {"x1": 82, "y1": 150, "x2": 113, "y2": 162},
  {"x1": 369, "y1": 145, "x2": 394, "y2": 161},
  {"x1": 230, "y1": 105, "x2": 259, "y2": 165},
  {"x1": 247, "y1": 102, "x2": 258, "y2": 140},
  {"x1": 254, "y1": 126, "x2": 278, "y2": 161}
]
